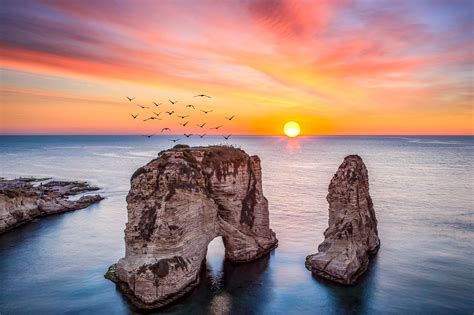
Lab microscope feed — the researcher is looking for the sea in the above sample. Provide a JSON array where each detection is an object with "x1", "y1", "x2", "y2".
[{"x1": 0, "y1": 135, "x2": 473, "y2": 314}]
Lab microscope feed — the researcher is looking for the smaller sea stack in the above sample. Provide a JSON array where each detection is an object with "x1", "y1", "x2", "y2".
[{"x1": 306, "y1": 155, "x2": 380, "y2": 284}]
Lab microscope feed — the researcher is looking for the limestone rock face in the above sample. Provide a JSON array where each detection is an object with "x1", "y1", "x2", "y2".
[
  {"x1": 0, "y1": 178, "x2": 103, "y2": 234},
  {"x1": 111, "y1": 145, "x2": 277, "y2": 308},
  {"x1": 306, "y1": 155, "x2": 380, "y2": 284}
]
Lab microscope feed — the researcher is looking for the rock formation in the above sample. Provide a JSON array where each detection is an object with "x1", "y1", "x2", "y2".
[
  {"x1": 0, "y1": 177, "x2": 103, "y2": 234},
  {"x1": 107, "y1": 145, "x2": 277, "y2": 309},
  {"x1": 305, "y1": 155, "x2": 380, "y2": 284}
]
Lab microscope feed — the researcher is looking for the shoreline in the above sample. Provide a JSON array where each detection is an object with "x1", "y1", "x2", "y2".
[{"x1": 0, "y1": 177, "x2": 104, "y2": 234}]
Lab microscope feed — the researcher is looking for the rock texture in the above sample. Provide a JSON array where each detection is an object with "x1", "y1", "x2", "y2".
[
  {"x1": 306, "y1": 155, "x2": 380, "y2": 284},
  {"x1": 109, "y1": 145, "x2": 277, "y2": 309},
  {"x1": 0, "y1": 178, "x2": 103, "y2": 234}
]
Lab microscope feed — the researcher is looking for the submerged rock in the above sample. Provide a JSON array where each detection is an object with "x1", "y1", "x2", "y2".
[
  {"x1": 108, "y1": 145, "x2": 277, "y2": 309},
  {"x1": 306, "y1": 155, "x2": 380, "y2": 284},
  {"x1": 0, "y1": 177, "x2": 103, "y2": 234}
]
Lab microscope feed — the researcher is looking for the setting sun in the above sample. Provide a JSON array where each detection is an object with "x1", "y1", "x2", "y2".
[{"x1": 284, "y1": 121, "x2": 301, "y2": 138}]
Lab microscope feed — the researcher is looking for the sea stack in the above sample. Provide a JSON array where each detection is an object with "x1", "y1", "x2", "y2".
[
  {"x1": 306, "y1": 155, "x2": 380, "y2": 285},
  {"x1": 108, "y1": 145, "x2": 277, "y2": 309}
]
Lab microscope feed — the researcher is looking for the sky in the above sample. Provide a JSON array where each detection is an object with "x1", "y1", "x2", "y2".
[{"x1": 1, "y1": 0, "x2": 473, "y2": 135}]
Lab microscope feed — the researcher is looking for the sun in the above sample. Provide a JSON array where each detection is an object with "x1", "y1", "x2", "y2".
[{"x1": 284, "y1": 121, "x2": 301, "y2": 138}]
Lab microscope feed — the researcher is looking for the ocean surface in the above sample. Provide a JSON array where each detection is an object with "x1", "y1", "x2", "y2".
[{"x1": 0, "y1": 135, "x2": 473, "y2": 314}]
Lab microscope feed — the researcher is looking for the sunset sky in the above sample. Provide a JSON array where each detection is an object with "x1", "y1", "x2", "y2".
[{"x1": 1, "y1": 0, "x2": 473, "y2": 135}]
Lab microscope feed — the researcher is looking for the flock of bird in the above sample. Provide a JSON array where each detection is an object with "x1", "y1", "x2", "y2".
[{"x1": 126, "y1": 94, "x2": 235, "y2": 143}]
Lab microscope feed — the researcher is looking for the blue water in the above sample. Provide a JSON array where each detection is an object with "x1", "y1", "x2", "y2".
[{"x1": 0, "y1": 136, "x2": 473, "y2": 314}]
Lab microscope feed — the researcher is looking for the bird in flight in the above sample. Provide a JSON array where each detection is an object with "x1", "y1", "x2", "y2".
[
  {"x1": 200, "y1": 109, "x2": 213, "y2": 114},
  {"x1": 186, "y1": 105, "x2": 195, "y2": 109},
  {"x1": 198, "y1": 134, "x2": 206, "y2": 138},
  {"x1": 143, "y1": 117, "x2": 159, "y2": 121},
  {"x1": 194, "y1": 94, "x2": 211, "y2": 98},
  {"x1": 143, "y1": 134, "x2": 154, "y2": 138},
  {"x1": 225, "y1": 115, "x2": 235, "y2": 121},
  {"x1": 210, "y1": 125, "x2": 223, "y2": 130},
  {"x1": 169, "y1": 99, "x2": 178, "y2": 105},
  {"x1": 165, "y1": 111, "x2": 175, "y2": 115},
  {"x1": 161, "y1": 128, "x2": 171, "y2": 133},
  {"x1": 223, "y1": 135, "x2": 231, "y2": 140},
  {"x1": 137, "y1": 104, "x2": 149, "y2": 109},
  {"x1": 153, "y1": 111, "x2": 161, "y2": 117},
  {"x1": 177, "y1": 115, "x2": 189, "y2": 119},
  {"x1": 197, "y1": 123, "x2": 206, "y2": 128},
  {"x1": 169, "y1": 139, "x2": 180, "y2": 143},
  {"x1": 130, "y1": 114, "x2": 138, "y2": 119},
  {"x1": 153, "y1": 102, "x2": 162, "y2": 107},
  {"x1": 180, "y1": 121, "x2": 189, "y2": 127},
  {"x1": 184, "y1": 133, "x2": 192, "y2": 138},
  {"x1": 126, "y1": 96, "x2": 135, "y2": 101}
]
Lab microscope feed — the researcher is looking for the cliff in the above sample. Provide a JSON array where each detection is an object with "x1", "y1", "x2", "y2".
[
  {"x1": 0, "y1": 178, "x2": 103, "y2": 234},
  {"x1": 305, "y1": 155, "x2": 380, "y2": 284},
  {"x1": 108, "y1": 145, "x2": 278, "y2": 309}
]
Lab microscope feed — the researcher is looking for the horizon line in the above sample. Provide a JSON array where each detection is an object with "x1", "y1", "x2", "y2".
[{"x1": 1, "y1": 134, "x2": 473, "y2": 137}]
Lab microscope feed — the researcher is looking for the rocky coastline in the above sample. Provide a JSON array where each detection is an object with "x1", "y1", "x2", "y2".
[{"x1": 0, "y1": 177, "x2": 104, "y2": 234}]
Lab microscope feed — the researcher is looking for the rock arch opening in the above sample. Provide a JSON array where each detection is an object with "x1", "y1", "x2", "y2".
[{"x1": 205, "y1": 237, "x2": 226, "y2": 291}]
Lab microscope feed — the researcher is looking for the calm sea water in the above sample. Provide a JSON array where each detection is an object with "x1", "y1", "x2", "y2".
[{"x1": 0, "y1": 136, "x2": 473, "y2": 314}]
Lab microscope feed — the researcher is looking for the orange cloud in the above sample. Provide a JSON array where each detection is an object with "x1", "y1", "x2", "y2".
[{"x1": 1, "y1": 0, "x2": 472, "y2": 135}]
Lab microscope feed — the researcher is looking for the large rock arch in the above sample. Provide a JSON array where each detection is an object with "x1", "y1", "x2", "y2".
[{"x1": 108, "y1": 145, "x2": 278, "y2": 308}]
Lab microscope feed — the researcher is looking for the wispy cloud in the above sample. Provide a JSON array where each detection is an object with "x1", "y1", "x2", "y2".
[{"x1": 1, "y1": 0, "x2": 472, "y2": 134}]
